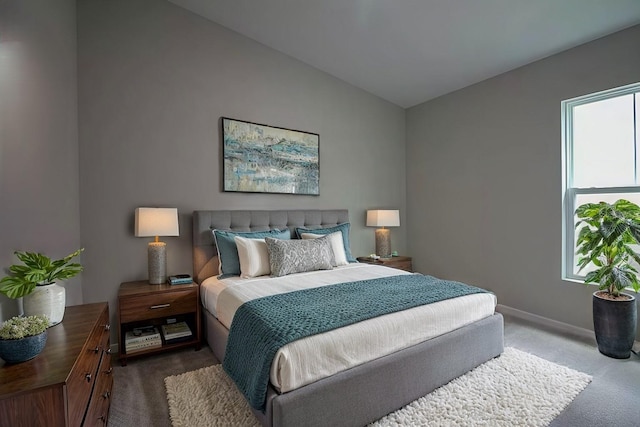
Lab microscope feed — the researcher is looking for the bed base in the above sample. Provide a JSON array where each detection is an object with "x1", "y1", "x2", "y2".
[{"x1": 204, "y1": 309, "x2": 504, "y2": 427}]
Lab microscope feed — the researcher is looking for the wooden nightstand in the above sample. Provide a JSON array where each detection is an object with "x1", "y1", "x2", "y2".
[
  {"x1": 357, "y1": 255, "x2": 413, "y2": 272},
  {"x1": 117, "y1": 280, "x2": 201, "y2": 366}
]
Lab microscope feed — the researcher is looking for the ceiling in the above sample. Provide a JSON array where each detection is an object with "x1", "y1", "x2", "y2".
[{"x1": 168, "y1": 0, "x2": 640, "y2": 108}]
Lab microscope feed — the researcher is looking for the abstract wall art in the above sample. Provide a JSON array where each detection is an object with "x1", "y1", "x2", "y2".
[{"x1": 222, "y1": 117, "x2": 320, "y2": 195}]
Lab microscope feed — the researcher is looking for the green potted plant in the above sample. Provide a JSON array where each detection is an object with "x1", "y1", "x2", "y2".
[
  {"x1": 0, "y1": 314, "x2": 50, "y2": 363},
  {"x1": 0, "y1": 249, "x2": 84, "y2": 326},
  {"x1": 575, "y1": 199, "x2": 640, "y2": 358}
]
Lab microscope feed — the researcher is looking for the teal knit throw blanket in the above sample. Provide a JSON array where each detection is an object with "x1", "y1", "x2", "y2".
[{"x1": 223, "y1": 274, "x2": 488, "y2": 411}]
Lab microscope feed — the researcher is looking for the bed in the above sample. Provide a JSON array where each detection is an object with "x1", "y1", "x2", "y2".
[{"x1": 193, "y1": 209, "x2": 504, "y2": 427}]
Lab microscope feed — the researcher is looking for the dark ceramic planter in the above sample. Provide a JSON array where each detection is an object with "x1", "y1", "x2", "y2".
[
  {"x1": 0, "y1": 331, "x2": 48, "y2": 364},
  {"x1": 592, "y1": 292, "x2": 637, "y2": 359}
]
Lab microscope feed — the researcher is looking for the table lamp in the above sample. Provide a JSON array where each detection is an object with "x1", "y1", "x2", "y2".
[
  {"x1": 366, "y1": 209, "x2": 400, "y2": 258},
  {"x1": 135, "y1": 207, "x2": 179, "y2": 284}
]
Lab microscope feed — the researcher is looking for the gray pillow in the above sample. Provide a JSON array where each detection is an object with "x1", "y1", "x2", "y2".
[{"x1": 265, "y1": 236, "x2": 333, "y2": 277}]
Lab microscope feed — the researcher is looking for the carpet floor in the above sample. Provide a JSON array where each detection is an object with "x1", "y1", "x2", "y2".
[{"x1": 164, "y1": 347, "x2": 591, "y2": 427}]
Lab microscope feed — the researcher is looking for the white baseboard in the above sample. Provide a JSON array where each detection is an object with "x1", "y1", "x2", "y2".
[{"x1": 496, "y1": 304, "x2": 596, "y2": 343}]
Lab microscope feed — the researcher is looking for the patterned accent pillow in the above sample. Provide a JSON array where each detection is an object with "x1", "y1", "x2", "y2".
[{"x1": 265, "y1": 236, "x2": 334, "y2": 277}]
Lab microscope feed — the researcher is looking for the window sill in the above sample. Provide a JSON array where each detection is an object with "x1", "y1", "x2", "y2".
[{"x1": 562, "y1": 277, "x2": 585, "y2": 285}]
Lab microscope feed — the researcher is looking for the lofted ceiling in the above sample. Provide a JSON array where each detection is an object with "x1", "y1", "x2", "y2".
[{"x1": 168, "y1": 0, "x2": 640, "y2": 108}]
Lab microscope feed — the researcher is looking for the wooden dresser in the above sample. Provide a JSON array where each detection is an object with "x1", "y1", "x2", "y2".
[{"x1": 0, "y1": 303, "x2": 113, "y2": 426}]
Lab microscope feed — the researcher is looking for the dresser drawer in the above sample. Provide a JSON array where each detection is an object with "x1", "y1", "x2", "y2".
[
  {"x1": 84, "y1": 352, "x2": 113, "y2": 426},
  {"x1": 67, "y1": 308, "x2": 110, "y2": 426},
  {"x1": 120, "y1": 289, "x2": 197, "y2": 323}
]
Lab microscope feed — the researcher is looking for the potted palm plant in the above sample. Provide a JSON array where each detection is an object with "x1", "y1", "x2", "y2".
[
  {"x1": 0, "y1": 249, "x2": 83, "y2": 326},
  {"x1": 0, "y1": 314, "x2": 50, "y2": 363},
  {"x1": 575, "y1": 199, "x2": 640, "y2": 358}
]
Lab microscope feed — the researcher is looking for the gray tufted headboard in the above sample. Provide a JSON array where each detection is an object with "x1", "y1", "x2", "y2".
[{"x1": 192, "y1": 209, "x2": 350, "y2": 283}]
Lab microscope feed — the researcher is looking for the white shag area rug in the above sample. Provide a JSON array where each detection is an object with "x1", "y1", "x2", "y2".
[{"x1": 164, "y1": 347, "x2": 591, "y2": 427}]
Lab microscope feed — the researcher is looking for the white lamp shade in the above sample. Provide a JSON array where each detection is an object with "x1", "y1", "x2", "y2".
[
  {"x1": 135, "y1": 208, "x2": 179, "y2": 237},
  {"x1": 366, "y1": 210, "x2": 400, "y2": 227}
]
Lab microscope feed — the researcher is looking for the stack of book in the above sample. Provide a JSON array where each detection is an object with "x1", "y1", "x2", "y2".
[
  {"x1": 167, "y1": 275, "x2": 193, "y2": 285},
  {"x1": 125, "y1": 326, "x2": 162, "y2": 354},
  {"x1": 161, "y1": 321, "x2": 193, "y2": 344}
]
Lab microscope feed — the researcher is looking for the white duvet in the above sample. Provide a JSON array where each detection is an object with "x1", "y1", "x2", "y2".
[{"x1": 201, "y1": 264, "x2": 496, "y2": 393}]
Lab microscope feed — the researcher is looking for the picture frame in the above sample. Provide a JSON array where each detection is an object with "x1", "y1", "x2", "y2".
[{"x1": 222, "y1": 117, "x2": 320, "y2": 195}]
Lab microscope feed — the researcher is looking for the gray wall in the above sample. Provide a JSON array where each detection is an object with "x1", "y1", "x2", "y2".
[
  {"x1": 406, "y1": 24, "x2": 640, "y2": 336},
  {"x1": 0, "y1": 0, "x2": 82, "y2": 322},
  {"x1": 77, "y1": 0, "x2": 406, "y2": 331}
]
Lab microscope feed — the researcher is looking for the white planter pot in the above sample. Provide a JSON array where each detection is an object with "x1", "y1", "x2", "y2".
[{"x1": 23, "y1": 282, "x2": 66, "y2": 326}]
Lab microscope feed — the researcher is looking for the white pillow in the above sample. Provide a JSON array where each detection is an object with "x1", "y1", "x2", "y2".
[
  {"x1": 300, "y1": 231, "x2": 349, "y2": 266},
  {"x1": 234, "y1": 236, "x2": 271, "y2": 278}
]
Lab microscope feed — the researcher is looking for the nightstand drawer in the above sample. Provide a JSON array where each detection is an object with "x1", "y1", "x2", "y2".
[
  {"x1": 357, "y1": 256, "x2": 413, "y2": 272},
  {"x1": 390, "y1": 260, "x2": 412, "y2": 272},
  {"x1": 119, "y1": 290, "x2": 196, "y2": 323}
]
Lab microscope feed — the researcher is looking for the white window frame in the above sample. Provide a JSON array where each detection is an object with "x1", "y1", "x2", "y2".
[{"x1": 562, "y1": 82, "x2": 640, "y2": 282}]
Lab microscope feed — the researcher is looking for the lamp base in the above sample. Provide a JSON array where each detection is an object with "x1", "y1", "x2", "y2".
[
  {"x1": 375, "y1": 228, "x2": 392, "y2": 258},
  {"x1": 148, "y1": 242, "x2": 167, "y2": 284}
]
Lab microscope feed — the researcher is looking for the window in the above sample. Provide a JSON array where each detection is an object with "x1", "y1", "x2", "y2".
[{"x1": 562, "y1": 82, "x2": 640, "y2": 281}]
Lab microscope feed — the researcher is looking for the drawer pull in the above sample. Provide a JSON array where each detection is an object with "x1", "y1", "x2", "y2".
[
  {"x1": 105, "y1": 348, "x2": 112, "y2": 355},
  {"x1": 105, "y1": 367, "x2": 113, "y2": 375},
  {"x1": 85, "y1": 373, "x2": 92, "y2": 382},
  {"x1": 98, "y1": 415, "x2": 106, "y2": 423},
  {"x1": 104, "y1": 324, "x2": 111, "y2": 331},
  {"x1": 150, "y1": 303, "x2": 170, "y2": 309},
  {"x1": 94, "y1": 346, "x2": 100, "y2": 353},
  {"x1": 102, "y1": 391, "x2": 111, "y2": 400}
]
